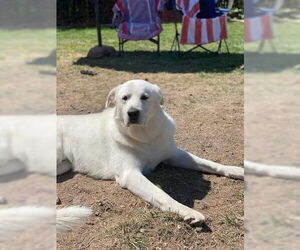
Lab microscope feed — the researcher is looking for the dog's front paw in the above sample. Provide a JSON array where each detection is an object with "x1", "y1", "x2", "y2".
[
  {"x1": 227, "y1": 166, "x2": 244, "y2": 180},
  {"x1": 181, "y1": 208, "x2": 205, "y2": 225}
]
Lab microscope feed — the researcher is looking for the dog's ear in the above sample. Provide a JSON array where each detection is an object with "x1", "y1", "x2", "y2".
[
  {"x1": 153, "y1": 84, "x2": 164, "y2": 105},
  {"x1": 105, "y1": 86, "x2": 119, "y2": 108},
  {"x1": 158, "y1": 89, "x2": 164, "y2": 105}
]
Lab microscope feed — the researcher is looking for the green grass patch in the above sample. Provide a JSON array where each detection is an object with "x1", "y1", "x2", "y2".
[{"x1": 57, "y1": 22, "x2": 244, "y2": 75}]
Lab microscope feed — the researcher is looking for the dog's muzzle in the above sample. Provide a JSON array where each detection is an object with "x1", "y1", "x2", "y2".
[{"x1": 127, "y1": 108, "x2": 140, "y2": 124}]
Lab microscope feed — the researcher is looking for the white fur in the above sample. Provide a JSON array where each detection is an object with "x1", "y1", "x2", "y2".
[
  {"x1": 0, "y1": 206, "x2": 92, "y2": 241},
  {"x1": 57, "y1": 80, "x2": 244, "y2": 224},
  {"x1": 56, "y1": 206, "x2": 93, "y2": 235},
  {"x1": 245, "y1": 161, "x2": 300, "y2": 181}
]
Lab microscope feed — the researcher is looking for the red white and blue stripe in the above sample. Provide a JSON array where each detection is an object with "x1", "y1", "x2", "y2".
[
  {"x1": 245, "y1": 14, "x2": 273, "y2": 43},
  {"x1": 176, "y1": 0, "x2": 228, "y2": 45}
]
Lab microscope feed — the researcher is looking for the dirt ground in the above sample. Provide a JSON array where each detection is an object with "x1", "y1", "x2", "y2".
[{"x1": 57, "y1": 56, "x2": 244, "y2": 249}]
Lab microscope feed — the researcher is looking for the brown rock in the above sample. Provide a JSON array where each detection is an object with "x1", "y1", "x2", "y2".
[{"x1": 87, "y1": 45, "x2": 116, "y2": 58}]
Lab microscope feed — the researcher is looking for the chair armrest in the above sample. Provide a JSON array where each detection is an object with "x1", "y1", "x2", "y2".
[
  {"x1": 218, "y1": 8, "x2": 230, "y2": 13},
  {"x1": 217, "y1": 0, "x2": 234, "y2": 13},
  {"x1": 259, "y1": 7, "x2": 277, "y2": 14}
]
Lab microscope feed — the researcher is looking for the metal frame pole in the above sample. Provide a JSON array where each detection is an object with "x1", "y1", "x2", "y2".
[{"x1": 95, "y1": 0, "x2": 102, "y2": 47}]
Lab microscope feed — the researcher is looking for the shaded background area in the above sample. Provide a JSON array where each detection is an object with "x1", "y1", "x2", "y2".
[
  {"x1": 56, "y1": 0, "x2": 244, "y2": 27},
  {"x1": 0, "y1": 0, "x2": 55, "y2": 29}
]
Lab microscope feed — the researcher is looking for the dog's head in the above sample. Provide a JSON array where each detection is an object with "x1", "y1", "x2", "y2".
[{"x1": 105, "y1": 80, "x2": 164, "y2": 127}]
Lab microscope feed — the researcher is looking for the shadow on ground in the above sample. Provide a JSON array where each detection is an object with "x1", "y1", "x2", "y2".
[
  {"x1": 57, "y1": 170, "x2": 76, "y2": 183},
  {"x1": 74, "y1": 51, "x2": 243, "y2": 74},
  {"x1": 148, "y1": 163, "x2": 211, "y2": 209},
  {"x1": 0, "y1": 169, "x2": 29, "y2": 183},
  {"x1": 245, "y1": 52, "x2": 300, "y2": 72},
  {"x1": 57, "y1": 163, "x2": 211, "y2": 212}
]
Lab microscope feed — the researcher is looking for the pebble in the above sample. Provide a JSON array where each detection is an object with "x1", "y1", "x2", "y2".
[
  {"x1": 0, "y1": 197, "x2": 7, "y2": 204},
  {"x1": 56, "y1": 197, "x2": 62, "y2": 205}
]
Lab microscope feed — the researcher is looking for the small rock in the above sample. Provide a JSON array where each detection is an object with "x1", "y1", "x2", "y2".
[
  {"x1": 56, "y1": 197, "x2": 61, "y2": 205},
  {"x1": 0, "y1": 197, "x2": 8, "y2": 204},
  {"x1": 95, "y1": 212, "x2": 100, "y2": 216},
  {"x1": 80, "y1": 70, "x2": 97, "y2": 76},
  {"x1": 237, "y1": 216, "x2": 244, "y2": 221},
  {"x1": 195, "y1": 227, "x2": 203, "y2": 233},
  {"x1": 87, "y1": 45, "x2": 116, "y2": 58},
  {"x1": 97, "y1": 200, "x2": 104, "y2": 206}
]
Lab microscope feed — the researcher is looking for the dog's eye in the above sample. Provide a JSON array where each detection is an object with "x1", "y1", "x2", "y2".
[
  {"x1": 122, "y1": 96, "x2": 128, "y2": 101},
  {"x1": 141, "y1": 94, "x2": 149, "y2": 100}
]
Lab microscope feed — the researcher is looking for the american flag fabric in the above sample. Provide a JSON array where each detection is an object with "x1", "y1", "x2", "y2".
[
  {"x1": 112, "y1": 0, "x2": 164, "y2": 41},
  {"x1": 175, "y1": 0, "x2": 228, "y2": 45},
  {"x1": 245, "y1": 13, "x2": 273, "y2": 43},
  {"x1": 180, "y1": 14, "x2": 228, "y2": 45}
]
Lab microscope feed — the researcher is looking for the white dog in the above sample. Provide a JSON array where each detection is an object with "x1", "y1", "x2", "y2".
[{"x1": 57, "y1": 79, "x2": 244, "y2": 224}]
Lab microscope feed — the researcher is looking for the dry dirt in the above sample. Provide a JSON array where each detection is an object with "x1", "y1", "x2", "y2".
[{"x1": 57, "y1": 58, "x2": 244, "y2": 249}]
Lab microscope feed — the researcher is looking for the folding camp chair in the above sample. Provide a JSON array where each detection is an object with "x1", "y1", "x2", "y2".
[
  {"x1": 245, "y1": 0, "x2": 283, "y2": 53},
  {"x1": 170, "y1": 0, "x2": 234, "y2": 54},
  {"x1": 112, "y1": 0, "x2": 164, "y2": 55}
]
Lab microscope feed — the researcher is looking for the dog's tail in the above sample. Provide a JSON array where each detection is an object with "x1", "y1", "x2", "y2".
[
  {"x1": 0, "y1": 206, "x2": 92, "y2": 240},
  {"x1": 56, "y1": 206, "x2": 92, "y2": 235}
]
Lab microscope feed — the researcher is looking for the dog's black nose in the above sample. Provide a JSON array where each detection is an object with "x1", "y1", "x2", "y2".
[{"x1": 127, "y1": 108, "x2": 140, "y2": 123}]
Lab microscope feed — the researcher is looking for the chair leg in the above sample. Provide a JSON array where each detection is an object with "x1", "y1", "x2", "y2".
[
  {"x1": 171, "y1": 34, "x2": 179, "y2": 52},
  {"x1": 118, "y1": 38, "x2": 122, "y2": 56},
  {"x1": 224, "y1": 39, "x2": 230, "y2": 54},
  {"x1": 122, "y1": 39, "x2": 125, "y2": 54},
  {"x1": 157, "y1": 35, "x2": 160, "y2": 55},
  {"x1": 171, "y1": 22, "x2": 180, "y2": 53},
  {"x1": 184, "y1": 45, "x2": 200, "y2": 54},
  {"x1": 257, "y1": 40, "x2": 265, "y2": 53},
  {"x1": 217, "y1": 40, "x2": 223, "y2": 54},
  {"x1": 199, "y1": 45, "x2": 217, "y2": 54}
]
